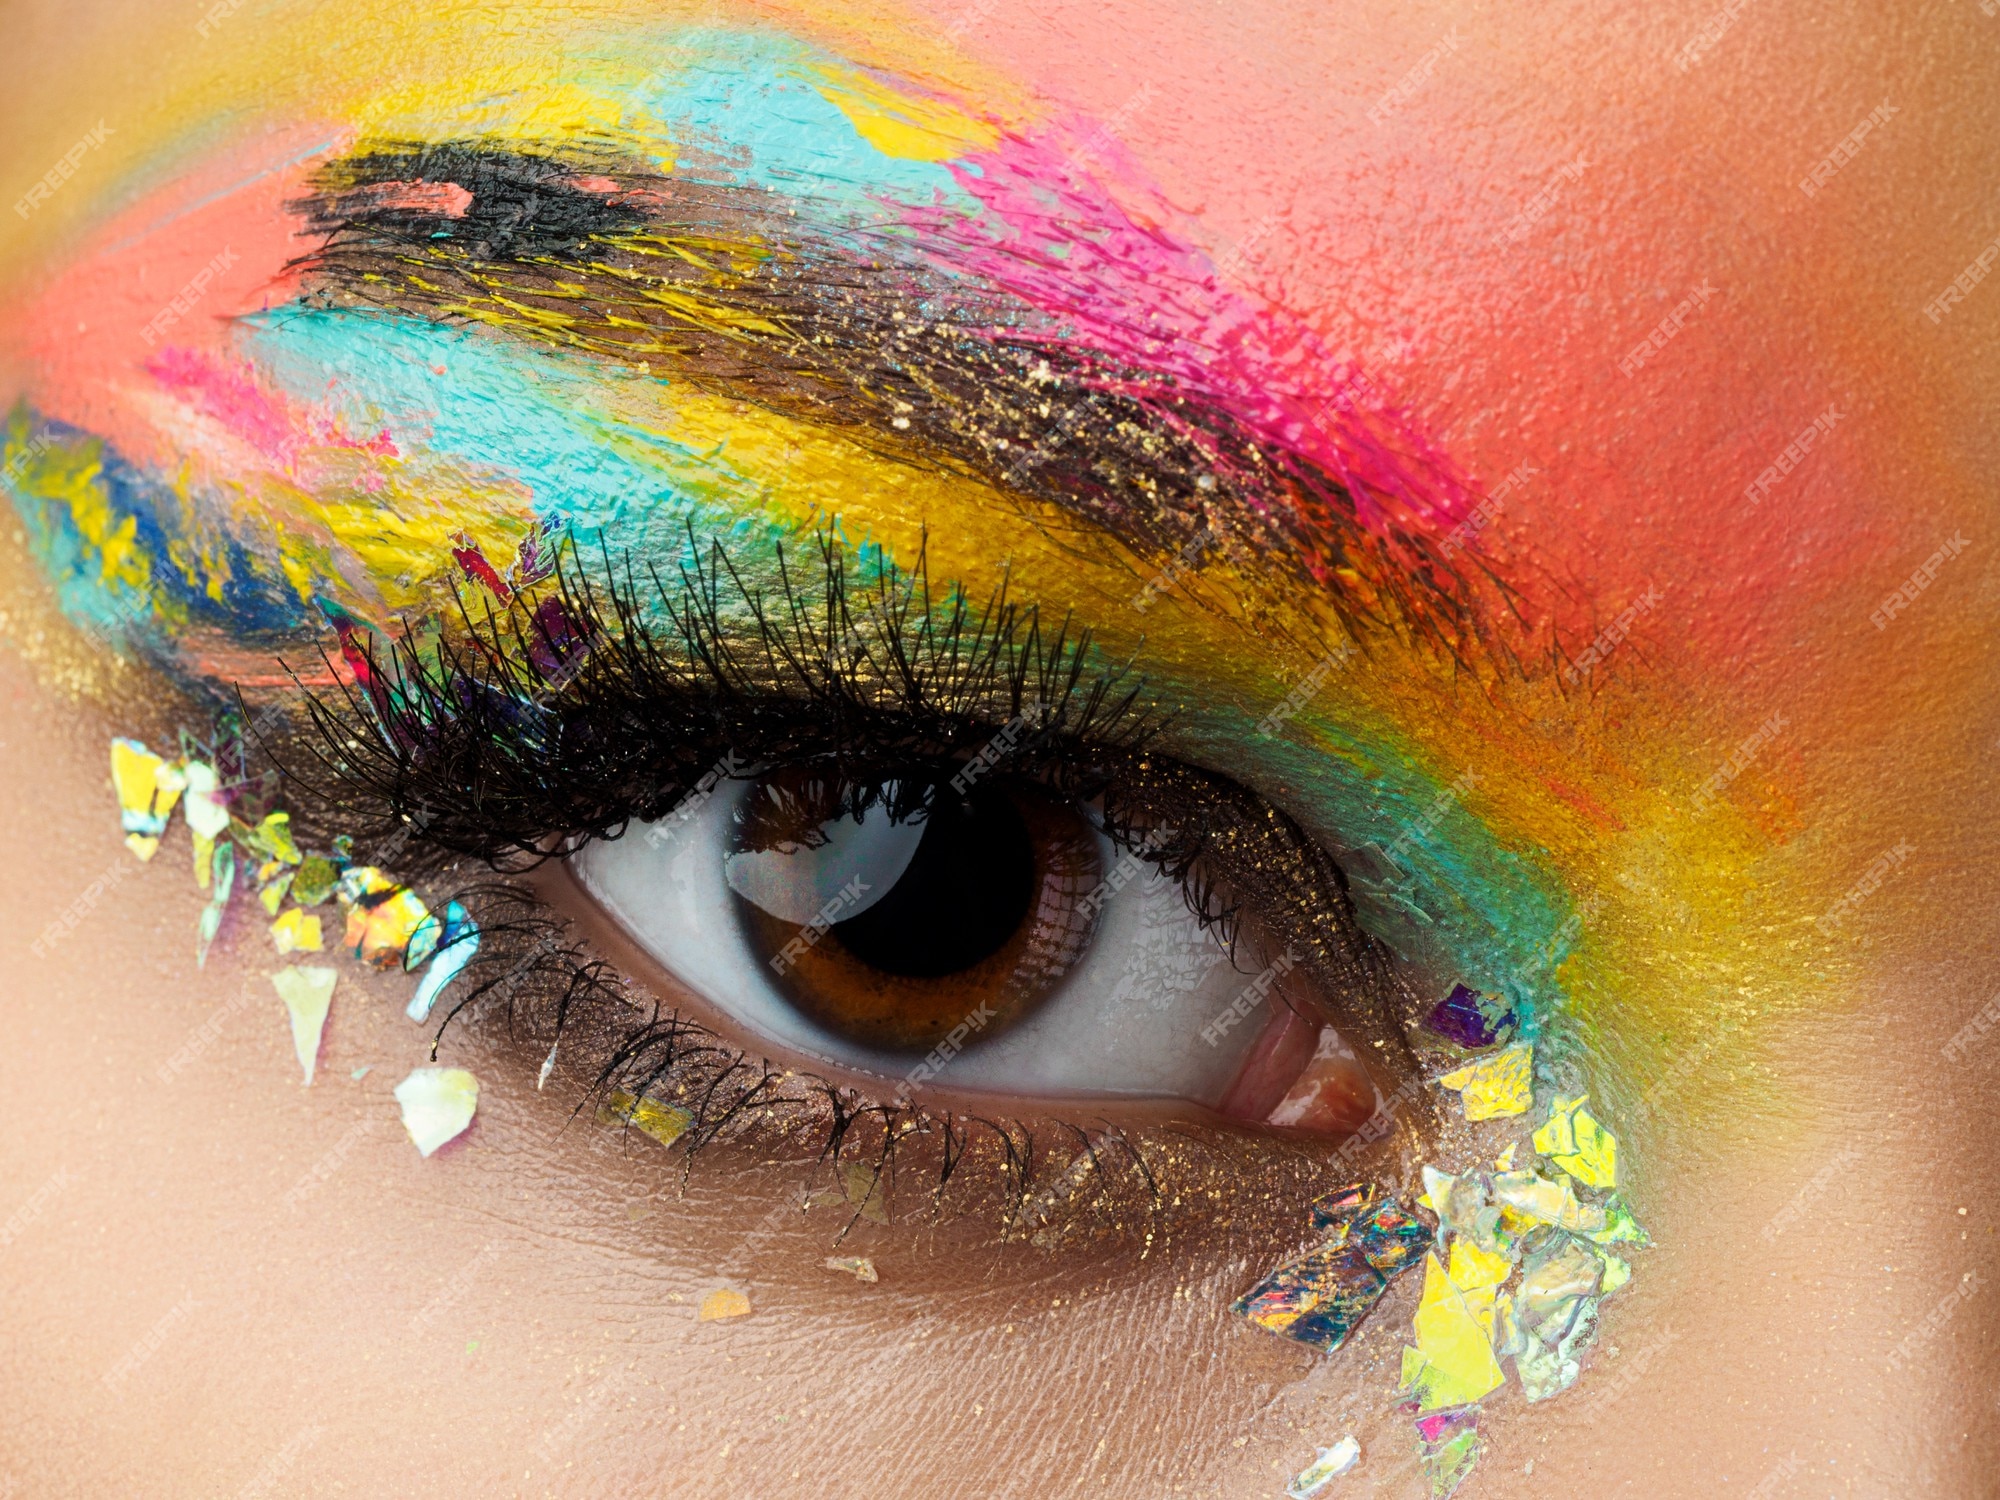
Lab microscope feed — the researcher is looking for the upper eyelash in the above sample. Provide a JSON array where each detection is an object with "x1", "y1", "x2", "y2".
[
  {"x1": 271, "y1": 526, "x2": 1435, "y2": 1160},
  {"x1": 288, "y1": 526, "x2": 1158, "y2": 864}
]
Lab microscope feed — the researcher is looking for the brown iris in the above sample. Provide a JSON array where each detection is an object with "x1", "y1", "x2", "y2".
[{"x1": 729, "y1": 770, "x2": 1103, "y2": 1053}]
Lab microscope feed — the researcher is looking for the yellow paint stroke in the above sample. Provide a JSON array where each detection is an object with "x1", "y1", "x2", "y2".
[
  {"x1": 243, "y1": 466, "x2": 534, "y2": 615},
  {"x1": 810, "y1": 62, "x2": 1000, "y2": 161}
]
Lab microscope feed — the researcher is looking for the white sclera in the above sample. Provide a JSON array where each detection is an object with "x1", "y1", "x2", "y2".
[{"x1": 573, "y1": 780, "x2": 1277, "y2": 1105}]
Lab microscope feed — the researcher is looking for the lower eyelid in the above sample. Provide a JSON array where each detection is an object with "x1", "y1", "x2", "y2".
[{"x1": 365, "y1": 861, "x2": 1434, "y2": 1277}]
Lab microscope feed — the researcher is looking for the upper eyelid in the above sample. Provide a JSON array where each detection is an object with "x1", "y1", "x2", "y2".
[{"x1": 295, "y1": 531, "x2": 1153, "y2": 861}]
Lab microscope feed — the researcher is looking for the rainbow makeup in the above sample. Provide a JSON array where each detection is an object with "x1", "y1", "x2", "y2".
[
  {"x1": 3, "y1": 3, "x2": 1904, "y2": 1492},
  {"x1": 1, "y1": 10, "x2": 1584, "y2": 1019}
]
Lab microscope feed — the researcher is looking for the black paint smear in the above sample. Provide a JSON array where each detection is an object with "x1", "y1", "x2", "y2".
[{"x1": 295, "y1": 142, "x2": 652, "y2": 262}]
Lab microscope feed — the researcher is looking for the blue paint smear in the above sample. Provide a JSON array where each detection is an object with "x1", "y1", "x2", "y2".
[
  {"x1": 237, "y1": 306, "x2": 787, "y2": 571},
  {"x1": 3, "y1": 408, "x2": 305, "y2": 645},
  {"x1": 1177, "y1": 709, "x2": 1571, "y2": 1024},
  {"x1": 630, "y1": 26, "x2": 981, "y2": 219}
]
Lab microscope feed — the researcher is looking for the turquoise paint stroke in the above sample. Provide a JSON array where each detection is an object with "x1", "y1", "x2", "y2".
[{"x1": 628, "y1": 26, "x2": 982, "y2": 218}]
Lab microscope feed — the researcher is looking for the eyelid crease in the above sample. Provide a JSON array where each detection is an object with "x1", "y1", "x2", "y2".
[{"x1": 273, "y1": 526, "x2": 1435, "y2": 1133}]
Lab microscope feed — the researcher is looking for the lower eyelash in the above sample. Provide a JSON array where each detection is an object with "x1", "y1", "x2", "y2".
[{"x1": 389, "y1": 868, "x2": 1435, "y2": 1256}]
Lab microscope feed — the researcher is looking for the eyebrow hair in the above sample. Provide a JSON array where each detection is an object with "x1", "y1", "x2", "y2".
[{"x1": 289, "y1": 141, "x2": 1492, "y2": 661}]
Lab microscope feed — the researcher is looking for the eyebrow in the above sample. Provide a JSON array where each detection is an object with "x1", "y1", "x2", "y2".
[{"x1": 290, "y1": 141, "x2": 1488, "y2": 659}]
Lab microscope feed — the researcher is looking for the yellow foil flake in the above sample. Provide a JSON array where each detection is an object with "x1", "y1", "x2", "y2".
[
  {"x1": 393, "y1": 1067, "x2": 479, "y2": 1157},
  {"x1": 1600, "y1": 1254, "x2": 1633, "y2": 1295},
  {"x1": 270, "y1": 908, "x2": 323, "y2": 954},
  {"x1": 111, "y1": 738, "x2": 184, "y2": 859},
  {"x1": 1435, "y1": 1044, "x2": 1534, "y2": 1121},
  {"x1": 271, "y1": 965, "x2": 337, "y2": 1086},
  {"x1": 1446, "y1": 1238, "x2": 1514, "y2": 1294},
  {"x1": 699, "y1": 1287, "x2": 751, "y2": 1322},
  {"x1": 1400, "y1": 1253, "x2": 1506, "y2": 1412},
  {"x1": 600, "y1": 1089, "x2": 693, "y2": 1149},
  {"x1": 245, "y1": 811, "x2": 302, "y2": 865},
  {"x1": 1532, "y1": 1095, "x2": 1618, "y2": 1188},
  {"x1": 258, "y1": 869, "x2": 294, "y2": 915}
]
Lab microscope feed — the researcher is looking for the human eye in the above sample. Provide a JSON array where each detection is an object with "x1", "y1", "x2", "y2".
[{"x1": 298, "y1": 535, "x2": 1432, "y2": 1148}]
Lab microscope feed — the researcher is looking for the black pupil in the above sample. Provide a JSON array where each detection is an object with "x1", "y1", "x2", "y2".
[{"x1": 831, "y1": 786, "x2": 1034, "y2": 978}]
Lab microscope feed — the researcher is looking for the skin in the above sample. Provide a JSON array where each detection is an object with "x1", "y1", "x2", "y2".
[{"x1": 2, "y1": 0, "x2": 1998, "y2": 1495}]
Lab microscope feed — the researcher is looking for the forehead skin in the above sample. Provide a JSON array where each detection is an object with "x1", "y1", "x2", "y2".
[{"x1": 1, "y1": 0, "x2": 1997, "y2": 1497}]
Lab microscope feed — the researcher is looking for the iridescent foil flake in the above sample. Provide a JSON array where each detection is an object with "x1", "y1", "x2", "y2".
[
  {"x1": 1352, "y1": 1200, "x2": 1433, "y2": 1276},
  {"x1": 196, "y1": 839, "x2": 236, "y2": 967},
  {"x1": 1414, "y1": 1408, "x2": 1482, "y2": 1499},
  {"x1": 407, "y1": 900, "x2": 480, "y2": 1022},
  {"x1": 393, "y1": 1066, "x2": 479, "y2": 1157},
  {"x1": 1233, "y1": 1182, "x2": 1434, "y2": 1353},
  {"x1": 1286, "y1": 1436, "x2": 1360, "y2": 1498},
  {"x1": 338, "y1": 866, "x2": 433, "y2": 966},
  {"x1": 1424, "y1": 983, "x2": 1514, "y2": 1049}
]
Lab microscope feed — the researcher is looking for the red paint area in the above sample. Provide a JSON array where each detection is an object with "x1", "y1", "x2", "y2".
[
  {"x1": 3, "y1": 122, "x2": 349, "y2": 471},
  {"x1": 350, "y1": 180, "x2": 474, "y2": 217},
  {"x1": 450, "y1": 534, "x2": 513, "y2": 600}
]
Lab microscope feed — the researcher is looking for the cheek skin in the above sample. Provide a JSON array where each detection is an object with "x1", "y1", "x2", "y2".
[{"x1": 0, "y1": 647, "x2": 1283, "y2": 1496}]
